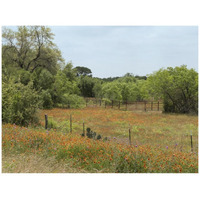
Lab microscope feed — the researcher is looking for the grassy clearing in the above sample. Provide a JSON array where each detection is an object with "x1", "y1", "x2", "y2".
[
  {"x1": 2, "y1": 107, "x2": 198, "y2": 173},
  {"x1": 40, "y1": 107, "x2": 198, "y2": 152},
  {"x1": 2, "y1": 152, "x2": 87, "y2": 173}
]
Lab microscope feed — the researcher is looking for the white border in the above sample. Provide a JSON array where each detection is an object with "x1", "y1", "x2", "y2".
[{"x1": 0, "y1": 1, "x2": 199, "y2": 200}]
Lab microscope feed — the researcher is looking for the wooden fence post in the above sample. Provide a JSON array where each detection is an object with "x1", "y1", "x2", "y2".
[
  {"x1": 45, "y1": 114, "x2": 48, "y2": 129},
  {"x1": 126, "y1": 101, "x2": 128, "y2": 111},
  {"x1": 129, "y1": 127, "x2": 131, "y2": 145},
  {"x1": 190, "y1": 133, "x2": 193, "y2": 152},
  {"x1": 144, "y1": 101, "x2": 147, "y2": 112},
  {"x1": 70, "y1": 114, "x2": 72, "y2": 134},
  {"x1": 83, "y1": 121, "x2": 85, "y2": 136},
  {"x1": 151, "y1": 101, "x2": 153, "y2": 111},
  {"x1": 157, "y1": 101, "x2": 159, "y2": 111},
  {"x1": 105, "y1": 101, "x2": 106, "y2": 108}
]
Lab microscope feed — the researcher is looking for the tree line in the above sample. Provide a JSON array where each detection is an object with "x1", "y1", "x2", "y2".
[{"x1": 2, "y1": 26, "x2": 198, "y2": 126}]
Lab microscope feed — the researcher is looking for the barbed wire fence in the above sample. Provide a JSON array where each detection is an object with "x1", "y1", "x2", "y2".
[
  {"x1": 44, "y1": 112, "x2": 198, "y2": 154},
  {"x1": 85, "y1": 98, "x2": 163, "y2": 112}
]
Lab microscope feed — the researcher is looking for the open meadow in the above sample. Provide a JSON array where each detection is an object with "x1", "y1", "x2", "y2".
[{"x1": 2, "y1": 107, "x2": 198, "y2": 173}]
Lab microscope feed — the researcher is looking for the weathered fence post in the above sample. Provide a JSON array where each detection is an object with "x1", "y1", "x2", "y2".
[
  {"x1": 83, "y1": 121, "x2": 85, "y2": 136},
  {"x1": 70, "y1": 114, "x2": 72, "y2": 134},
  {"x1": 180, "y1": 135, "x2": 183, "y2": 152},
  {"x1": 190, "y1": 133, "x2": 193, "y2": 152},
  {"x1": 151, "y1": 101, "x2": 153, "y2": 111},
  {"x1": 45, "y1": 114, "x2": 48, "y2": 129},
  {"x1": 126, "y1": 101, "x2": 128, "y2": 111},
  {"x1": 144, "y1": 101, "x2": 147, "y2": 112},
  {"x1": 105, "y1": 101, "x2": 106, "y2": 108},
  {"x1": 157, "y1": 101, "x2": 160, "y2": 111},
  {"x1": 129, "y1": 127, "x2": 131, "y2": 145}
]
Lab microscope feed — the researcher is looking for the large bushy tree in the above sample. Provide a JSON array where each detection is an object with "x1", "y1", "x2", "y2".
[
  {"x1": 2, "y1": 26, "x2": 63, "y2": 75},
  {"x1": 147, "y1": 65, "x2": 198, "y2": 114}
]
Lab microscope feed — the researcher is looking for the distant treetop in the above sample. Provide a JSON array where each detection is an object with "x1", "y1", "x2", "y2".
[{"x1": 74, "y1": 66, "x2": 92, "y2": 77}]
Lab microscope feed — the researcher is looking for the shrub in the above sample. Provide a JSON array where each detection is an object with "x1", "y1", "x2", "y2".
[
  {"x1": 47, "y1": 117, "x2": 59, "y2": 129},
  {"x1": 40, "y1": 90, "x2": 53, "y2": 109},
  {"x1": 82, "y1": 127, "x2": 102, "y2": 140},
  {"x1": 61, "y1": 93, "x2": 86, "y2": 108},
  {"x1": 115, "y1": 153, "x2": 146, "y2": 173},
  {"x1": 2, "y1": 80, "x2": 41, "y2": 126}
]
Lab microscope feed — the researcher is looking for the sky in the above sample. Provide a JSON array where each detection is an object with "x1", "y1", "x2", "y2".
[
  {"x1": 4, "y1": 26, "x2": 198, "y2": 78},
  {"x1": 50, "y1": 26, "x2": 198, "y2": 78}
]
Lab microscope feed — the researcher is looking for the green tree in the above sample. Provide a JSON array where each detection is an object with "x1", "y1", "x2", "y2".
[
  {"x1": 93, "y1": 80, "x2": 103, "y2": 98},
  {"x1": 78, "y1": 76, "x2": 96, "y2": 97},
  {"x1": 52, "y1": 70, "x2": 80, "y2": 104},
  {"x1": 147, "y1": 65, "x2": 198, "y2": 114},
  {"x1": 74, "y1": 66, "x2": 92, "y2": 77},
  {"x1": 101, "y1": 82, "x2": 122, "y2": 101},
  {"x1": 63, "y1": 62, "x2": 77, "y2": 82},
  {"x1": 2, "y1": 26, "x2": 63, "y2": 75}
]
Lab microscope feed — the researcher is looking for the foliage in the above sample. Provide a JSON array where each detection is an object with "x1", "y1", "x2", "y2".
[
  {"x1": 40, "y1": 90, "x2": 54, "y2": 109},
  {"x1": 61, "y1": 94, "x2": 86, "y2": 108},
  {"x1": 2, "y1": 26, "x2": 64, "y2": 74},
  {"x1": 78, "y1": 75, "x2": 96, "y2": 97},
  {"x1": 92, "y1": 80, "x2": 103, "y2": 98},
  {"x1": 52, "y1": 70, "x2": 80, "y2": 104},
  {"x1": 2, "y1": 80, "x2": 41, "y2": 126},
  {"x1": 147, "y1": 65, "x2": 198, "y2": 114},
  {"x1": 37, "y1": 69, "x2": 54, "y2": 90},
  {"x1": 19, "y1": 70, "x2": 31, "y2": 85},
  {"x1": 74, "y1": 66, "x2": 92, "y2": 77},
  {"x1": 63, "y1": 62, "x2": 77, "y2": 82},
  {"x1": 101, "y1": 82, "x2": 122, "y2": 101}
]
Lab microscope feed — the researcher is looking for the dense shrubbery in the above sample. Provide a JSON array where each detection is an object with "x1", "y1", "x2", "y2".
[
  {"x1": 40, "y1": 90, "x2": 54, "y2": 109},
  {"x1": 2, "y1": 81, "x2": 41, "y2": 126},
  {"x1": 60, "y1": 94, "x2": 86, "y2": 108}
]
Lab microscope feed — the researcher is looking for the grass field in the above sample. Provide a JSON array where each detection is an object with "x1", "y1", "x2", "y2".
[{"x1": 2, "y1": 107, "x2": 198, "y2": 173}]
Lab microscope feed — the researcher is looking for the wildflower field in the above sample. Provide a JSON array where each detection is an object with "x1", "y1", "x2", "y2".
[{"x1": 2, "y1": 107, "x2": 198, "y2": 173}]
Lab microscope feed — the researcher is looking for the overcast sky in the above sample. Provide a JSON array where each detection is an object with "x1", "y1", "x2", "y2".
[
  {"x1": 6, "y1": 26, "x2": 198, "y2": 78},
  {"x1": 50, "y1": 26, "x2": 198, "y2": 78}
]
